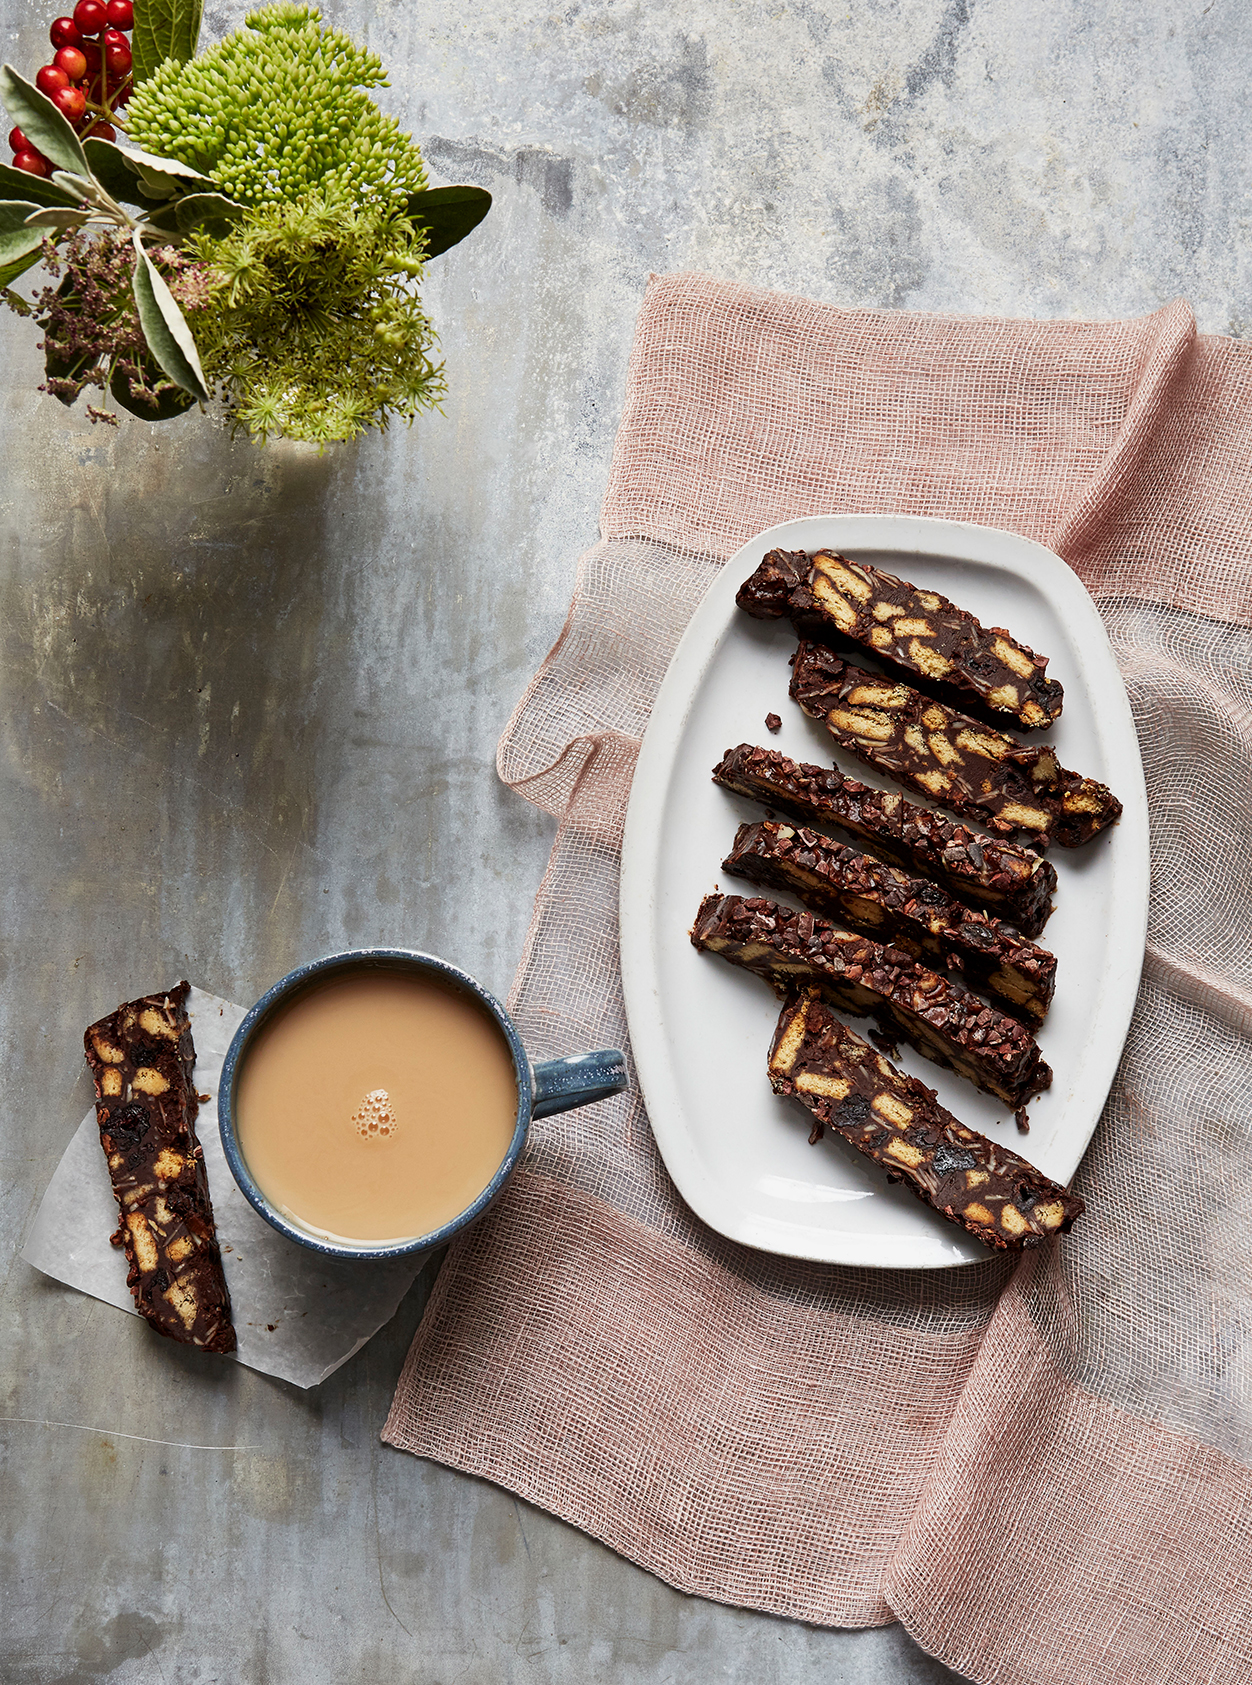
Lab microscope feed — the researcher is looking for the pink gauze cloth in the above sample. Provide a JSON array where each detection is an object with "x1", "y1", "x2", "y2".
[{"x1": 384, "y1": 272, "x2": 1252, "y2": 1685}]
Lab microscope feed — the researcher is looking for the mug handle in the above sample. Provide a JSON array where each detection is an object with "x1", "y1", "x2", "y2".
[{"x1": 531, "y1": 1050, "x2": 628, "y2": 1119}]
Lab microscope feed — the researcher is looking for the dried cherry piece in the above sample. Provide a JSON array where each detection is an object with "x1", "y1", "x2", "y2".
[
  {"x1": 105, "y1": 1102, "x2": 151, "y2": 1150},
  {"x1": 932, "y1": 1143, "x2": 978, "y2": 1177},
  {"x1": 833, "y1": 1093, "x2": 872, "y2": 1127}
]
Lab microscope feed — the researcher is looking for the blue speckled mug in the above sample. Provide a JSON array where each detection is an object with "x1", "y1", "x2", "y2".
[{"x1": 219, "y1": 948, "x2": 627, "y2": 1260}]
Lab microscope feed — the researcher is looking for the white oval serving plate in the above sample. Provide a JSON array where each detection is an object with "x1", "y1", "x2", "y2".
[{"x1": 619, "y1": 515, "x2": 1149, "y2": 1269}]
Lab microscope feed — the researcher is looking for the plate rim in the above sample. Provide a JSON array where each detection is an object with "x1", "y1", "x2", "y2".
[{"x1": 618, "y1": 513, "x2": 1150, "y2": 1270}]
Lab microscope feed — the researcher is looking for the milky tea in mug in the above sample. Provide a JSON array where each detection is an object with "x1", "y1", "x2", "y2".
[{"x1": 233, "y1": 967, "x2": 519, "y2": 1244}]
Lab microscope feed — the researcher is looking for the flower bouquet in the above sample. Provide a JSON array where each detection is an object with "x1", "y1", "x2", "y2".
[{"x1": 1, "y1": 0, "x2": 490, "y2": 441}]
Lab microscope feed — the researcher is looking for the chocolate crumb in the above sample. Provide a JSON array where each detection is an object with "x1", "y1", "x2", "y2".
[
  {"x1": 1015, "y1": 1106, "x2": 1030, "y2": 1133},
  {"x1": 765, "y1": 712, "x2": 782, "y2": 734}
]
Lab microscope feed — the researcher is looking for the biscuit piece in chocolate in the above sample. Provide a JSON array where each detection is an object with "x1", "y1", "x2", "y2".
[
  {"x1": 712, "y1": 744, "x2": 1057, "y2": 936},
  {"x1": 738, "y1": 547, "x2": 1064, "y2": 730},
  {"x1": 84, "y1": 983, "x2": 235, "y2": 1354},
  {"x1": 790, "y1": 643, "x2": 1122, "y2": 849},
  {"x1": 768, "y1": 990, "x2": 1083, "y2": 1251},
  {"x1": 722, "y1": 819, "x2": 1056, "y2": 1027},
  {"x1": 691, "y1": 892, "x2": 1052, "y2": 1107}
]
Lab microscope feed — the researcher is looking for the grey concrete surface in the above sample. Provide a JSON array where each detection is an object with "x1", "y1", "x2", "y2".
[{"x1": 3, "y1": 0, "x2": 1248, "y2": 1678}]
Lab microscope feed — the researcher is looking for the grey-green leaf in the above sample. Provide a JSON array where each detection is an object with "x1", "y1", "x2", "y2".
[
  {"x1": 134, "y1": 166, "x2": 178, "y2": 201},
  {"x1": 0, "y1": 222, "x2": 46, "y2": 267},
  {"x1": 0, "y1": 160, "x2": 82, "y2": 208},
  {"x1": 0, "y1": 231, "x2": 45, "y2": 265},
  {"x1": 132, "y1": 0, "x2": 204, "y2": 86},
  {"x1": 0, "y1": 66, "x2": 89, "y2": 179},
  {"x1": 83, "y1": 139, "x2": 171, "y2": 209},
  {"x1": 403, "y1": 185, "x2": 492, "y2": 259},
  {"x1": 0, "y1": 246, "x2": 43, "y2": 288},
  {"x1": 0, "y1": 199, "x2": 50, "y2": 268},
  {"x1": 23, "y1": 206, "x2": 84, "y2": 230},
  {"x1": 0, "y1": 198, "x2": 44, "y2": 233},
  {"x1": 160, "y1": 192, "x2": 246, "y2": 237},
  {"x1": 115, "y1": 142, "x2": 215, "y2": 185},
  {"x1": 121, "y1": 146, "x2": 217, "y2": 203},
  {"x1": 130, "y1": 231, "x2": 208, "y2": 403},
  {"x1": 49, "y1": 169, "x2": 95, "y2": 200}
]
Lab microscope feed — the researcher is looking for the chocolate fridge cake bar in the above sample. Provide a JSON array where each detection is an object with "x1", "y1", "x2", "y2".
[
  {"x1": 690, "y1": 893, "x2": 1052, "y2": 1107},
  {"x1": 721, "y1": 820, "x2": 1056, "y2": 1027},
  {"x1": 711, "y1": 744, "x2": 1057, "y2": 936},
  {"x1": 768, "y1": 991, "x2": 1084, "y2": 1252},
  {"x1": 737, "y1": 547, "x2": 1064, "y2": 730},
  {"x1": 790, "y1": 642, "x2": 1122, "y2": 849},
  {"x1": 84, "y1": 983, "x2": 236, "y2": 1354}
]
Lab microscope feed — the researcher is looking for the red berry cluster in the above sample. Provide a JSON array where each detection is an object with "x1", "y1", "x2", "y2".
[{"x1": 10, "y1": 0, "x2": 135, "y2": 177}]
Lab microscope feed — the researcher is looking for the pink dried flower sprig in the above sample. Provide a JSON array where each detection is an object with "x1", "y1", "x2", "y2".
[{"x1": 33, "y1": 224, "x2": 221, "y2": 422}]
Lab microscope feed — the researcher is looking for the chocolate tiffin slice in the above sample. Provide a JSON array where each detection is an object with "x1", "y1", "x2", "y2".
[
  {"x1": 790, "y1": 642, "x2": 1122, "y2": 850},
  {"x1": 721, "y1": 819, "x2": 1057, "y2": 1028},
  {"x1": 737, "y1": 547, "x2": 1064, "y2": 730},
  {"x1": 84, "y1": 982, "x2": 236, "y2": 1354},
  {"x1": 768, "y1": 990, "x2": 1084, "y2": 1252},
  {"x1": 711, "y1": 743, "x2": 1057, "y2": 936},
  {"x1": 691, "y1": 892, "x2": 1052, "y2": 1108}
]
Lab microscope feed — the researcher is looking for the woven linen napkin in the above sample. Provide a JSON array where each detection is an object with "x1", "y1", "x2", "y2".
[{"x1": 384, "y1": 273, "x2": 1252, "y2": 1685}]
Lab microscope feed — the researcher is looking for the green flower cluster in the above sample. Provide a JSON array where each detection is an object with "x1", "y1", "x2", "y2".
[
  {"x1": 124, "y1": 2, "x2": 428, "y2": 210},
  {"x1": 189, "y1": 194, "x2": 445, "y2": 444}
]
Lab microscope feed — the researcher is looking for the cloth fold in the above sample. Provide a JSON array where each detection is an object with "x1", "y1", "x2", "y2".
[{"x1": 385, "y1": 273, "x2": 1252, "y2": 1685}]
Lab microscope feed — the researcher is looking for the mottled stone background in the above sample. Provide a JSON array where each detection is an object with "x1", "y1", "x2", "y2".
[{"x1": 2, "y1": 0, "x2": 1247, "y2": 1679}]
